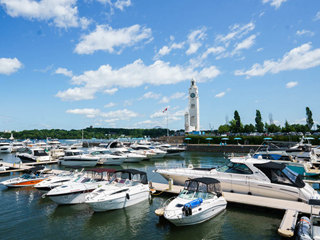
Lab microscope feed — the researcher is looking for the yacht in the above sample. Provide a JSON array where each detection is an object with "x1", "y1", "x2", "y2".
[
  {"x1": 11, "y1": 141, "x2": 27, "y2": 152},
  {"x1": 45, "y1": 168, "x2": 116, "y2": 205},
  {"x1": 130, "y1": 144, "x2": 166, "y2": 158},
  {"x1": 0, "y1": 142, "x2": 12, "y2": 153},
  {"x1": 155, "y1": 157, "x2": 320, "y2": 203},
  {"x1": 88, "y1": 148, "x2": 126, "y2": 165},
  {"x1": 46, "y1": 138, "x2": 61, "y2": 148},
  {"x1": 157, "y1": 144, "x2": 186, "y2": 156},
  {"x1": 34, "y1": 167, "x2": 84, "y2": 191},
  {"x1": 17, "y1": 147, "x2": 51, "y2": 162},
  {"x1": 85, "y1": 169, "x2": 150, "y2": 212},
  {"x1": 162, "y1": 178, "x2": 227, "y2": 226},
  {"x1": 59, "y1": 140, "x2": 83, "y2": 150},
  {"x1": 58, "y1": 149, "x2": 99, "y2": 167}
]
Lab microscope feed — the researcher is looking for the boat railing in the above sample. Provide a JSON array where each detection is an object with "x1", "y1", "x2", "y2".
[{"x1": 154, "y1": 162, "x2": 183, "y2": 169}]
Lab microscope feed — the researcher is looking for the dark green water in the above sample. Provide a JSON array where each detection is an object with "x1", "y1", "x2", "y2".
[{"x1": 0, "y1": 151, "x2": 283, "y2": 240}]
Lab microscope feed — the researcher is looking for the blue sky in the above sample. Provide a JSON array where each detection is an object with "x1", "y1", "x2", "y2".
[{"x1": 0, "y1": 0, "x2": 320, "y2": 131}]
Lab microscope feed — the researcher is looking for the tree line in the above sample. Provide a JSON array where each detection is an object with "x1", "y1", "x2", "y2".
[{"x1": 218, "y1": 107, "x2": 318, "y2": 134}]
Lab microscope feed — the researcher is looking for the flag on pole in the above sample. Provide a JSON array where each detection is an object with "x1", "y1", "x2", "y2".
[{"x1": 163, "y1": 108, "x2": 167, "y2": 113}]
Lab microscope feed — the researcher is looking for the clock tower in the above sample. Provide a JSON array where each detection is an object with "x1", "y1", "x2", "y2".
[{"x1": 185, "y1": 78, "x2": 200, "y2": 132}]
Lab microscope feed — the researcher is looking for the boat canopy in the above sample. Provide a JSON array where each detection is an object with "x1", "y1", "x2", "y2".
[
  {"x1": 115, "y1": 169, "x2": 148, "y2": 184},
  {"x1": 254, "y1": 162, "x2": 305, "y2": 188},
  {"x1": 184, "y1": 177, "x2": 222, "y2": 195},
  {"x1": 87, "y1": 168, "x2": 116, "y2": 173}
]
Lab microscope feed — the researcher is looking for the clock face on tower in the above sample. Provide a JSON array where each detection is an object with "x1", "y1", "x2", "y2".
[{"x1": 190, "y1": 93, "x2": 195, "y2": 98}]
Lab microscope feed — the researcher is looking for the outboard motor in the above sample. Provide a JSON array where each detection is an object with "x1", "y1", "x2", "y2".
[
  {"x1": 296, "y1": 216, "x2": 312, "y2": 240},
  {"x1": 182, "y1": 198, "x2": 203, "y2": 216}
]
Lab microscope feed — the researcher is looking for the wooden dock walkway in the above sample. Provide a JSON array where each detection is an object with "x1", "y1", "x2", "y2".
[
  {"x1": 0, "y1": 160, "x2": 59, "y2": 174},
  {"x1": 151, "y1": 182, "x2": 314, "y2": 238}
]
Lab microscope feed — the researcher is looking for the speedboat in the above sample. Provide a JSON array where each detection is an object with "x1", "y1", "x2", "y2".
[
  {"x1": 0, "y1": 167, "x2": 51, "y2": 188},
  {"x1": 17, "y1": 147, "x2": 51, "y2": 162},
  {"x1": 155, "y1": 157, "x2": 320, "y2": 202},
  {"x1": 59, "y1": 140, "x2": 83, "y2": 150},
  {"x1": 0, "y1": 142, "x2": 12, "y2": 153},
  {"x1": 85, "y1": 169, "x2": 150, "y2": 212},
  {"x1": 58, "y1": 149, "x2": 99, "y2": 167},
  {"x1": 130, "y1": 144, "x2": 166, "y2": 158},
  {"x1": 11, "y1": 141, "x2": 27, "y2": 152},
  {"x1": 162, "y1": 178, "x2": 227, "y2": 226},
  {"x1": 34, "y1": 166, "x2": 84, "y2": 191},
  {"x1": 88, "y1": 148, "x2": 126, "y2": 165},
  {"x1": 45, "y1": 168, "x2": 116, "y2": 205}
]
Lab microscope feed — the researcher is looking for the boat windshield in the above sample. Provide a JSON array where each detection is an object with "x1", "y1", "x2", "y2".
[
  {"x1": 216, "y1": 162, "x2": 253, "y2": 174},
  {"x1": 178, "y1": 190, "x2": 215, "y2": 200},
  {"x1": 115, "y1": 179, "x2": 132, "y2": 187}
]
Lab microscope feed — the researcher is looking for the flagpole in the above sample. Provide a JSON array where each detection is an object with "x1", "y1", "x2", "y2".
[{"x1": 167, "y1": 109, "x2": 169, "y2": 137}]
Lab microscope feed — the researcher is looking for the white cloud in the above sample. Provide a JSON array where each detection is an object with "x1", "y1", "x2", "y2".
[
  {"x1": 74, "y1": 24, "x2": 152, "y2": 54},
  {"x1": 215, "y1": 92, "x2": 226, "y2": 98},
  {"x1": 155, "y1": 41, "x2": 184, "y2": 59},
  {"x1": 114, "y1": 0, "x2": 131, "y2": 11},
  {"x1": 314, "y1": 12, "x2": 320, "y2": 21},
  {"x1": 235, "y1": 43, "x2": 320, "y2": 78},
  {"x1": 56, "y1": 59, "x2": 220, "y2": 101},
  {"x1": 159, "y1": 92, "x2": 186, "y2": 103},
  {"x1": 215, "y1": 22, "x2": 255, "y2": 45},
  {"x1": 34, "y1": 64, "x2": 53, "y2": 73},
  {"x1": 234, "y1": 34, "x2": 257, "y2": 51},
  {"x1": 201, "y1": 46, "x2": 225, "y2": 59},
  {"x1": 286, "y1": 81, "x2": 298, "y2": 88},
  {"x1": 139, "y1": 92, "x2": 161, "y2": 100},
  {"x1": 257, "y1": 48, "x2": 264, "y2": 52},
  {"x1": 56, "y1": 87, "x2": 96, "y2": 101},
  {"x1": 55, "y1": 67, "x2": 73, "y2": 77},
  {"x1": 104, "y1": 102, "x2": 116, "y2": 108},
  {"x1": 259, "y1": 12, "x2": 265, "y2": 18},
  {"x1": 103, "y1": 88, "x2": 118, "y2": 95},
  {"x1": 0, "y1": 57, "x2": 23, "y2": 75},
  {"x1": 105, "y1": 118, "x2": 119, "y2": 123},
  {"x1": 296, "y1": 30, "x2": 315, "y2": 37},
  {"x1": 100, "y1": 109, "x2": 138, "y2": 120},
  {"x1": 124, "y1": 100, "x2": 133, "y2": 106},
  {"x1": 66, "y1": 108, "x2": 101, "y2": 118},
  {"x1": 0, "y1": 0, "x2": 90, "y2": 29},
  {"x1": 262, "y1": 0, "x2": 288, "y2": 9},
  {"x1": 186, "y1": 27, "x2": 207, "y2": 55},
  {"x1": 292, "y1": 118, "x2": 306, "y2": 125}
]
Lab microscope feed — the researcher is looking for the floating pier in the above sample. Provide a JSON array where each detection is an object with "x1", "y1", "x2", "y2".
[
  {"x1": 151, "y1": 182, "x2": 315, "y2": 238},
  {"x1": 0, "y1": 160, "x2": 59, "y2": 174}
]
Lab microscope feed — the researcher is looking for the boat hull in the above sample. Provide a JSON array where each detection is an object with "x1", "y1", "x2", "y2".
[
  {"x1": 58, "y1": 159, "x2": 98, "y2": 167},
  {"x1": 47, "y1": 189, "x2": 94, "y2": 204}
]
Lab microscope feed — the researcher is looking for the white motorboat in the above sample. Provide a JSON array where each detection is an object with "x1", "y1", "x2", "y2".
[
  {"x1": 59, "y1": 140, "x2": 83, "y2": 150},
  {"x1": 0, "y1": 142, "x2": 12, "y2": 153},
  {"x1": 0, "y1": 167, "x2": 52, "y2": 188},
  {"x1": 130, "y1": 144, "x2": 166, "y2": 158},
  {"x1": 88, "y1": 148, "x2": 126, "y2": 165},
  {"x1": 45, "y1": 168, "x2": 116, "y2": 205},
  {"x1": 155, "y1": 157, "x2": 320, "y2": 203},
  {"x1": 11, "y1": 141, "x2": 27, "y2": 152},
  {"x1": 85, "y1": 169, "x2": 150, "y2": 212},
  {"x1": 0, "y1": 163, "x2": 8, "y2": 171},
  {"x1": 46, "y1": 138, "x2": 61, "y2": 148},
  {"x1": 17, "y1": 147, "x2": 51, "y2": 162},
  {"x1": 157, "y1": 144, "x2": 186, "y2": 156},
  {"x1": 34, "y1": 166, "x2": 84, "y2": 191},
  {"x1": 161, "y1": 178, "x2": 227, "y2": 226},
  {"x1": 58, "y1": 149, "x2": 99, "y2": 167}
]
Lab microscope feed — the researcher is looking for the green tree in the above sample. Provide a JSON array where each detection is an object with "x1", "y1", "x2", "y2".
[
  {"x1": 282, "y1": 120, "x2": 295, "y2": 133},
  {"x1": 267, "y1": 124, "x2": 282, "y2": 133},
  {"x1": 255, "y1": 110, "x2": 264, "y2": 133},
  {"x1": 243, "y1": 124, "x2": 255, "y2": 133},
  {"x1": 234, "y1": 110, "x2": 241, "y2": 132},
  {"x1": 218, "y1": 124, "x2": 230, "y2": 134},
  {"x1": 306, "y1": 107, "x2": 314, "y2": 130}
]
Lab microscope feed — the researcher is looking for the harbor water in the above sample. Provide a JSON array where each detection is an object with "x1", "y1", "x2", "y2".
[{"x1": 0, "y1": 151, "x2": 284, "y2": 240}]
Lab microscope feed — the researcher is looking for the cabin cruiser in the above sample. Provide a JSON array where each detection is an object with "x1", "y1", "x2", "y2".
[
  {"x1": 11, "y1": 141, "x2": 27, "y2": 152},
  {"x1": 157, "y1": 144, "x2": 186, "y2": 156},
  {"x1": 58, "y1": 149, "x2": 99, "y2": 167},
  {"x1": 130, "y1": 144, "x2": 166, "y2": 158},
  {"x1": 59, "y1": 140, "x2": 83, "y2": 150},
  {"x1": 85, "y1": 169, "x2": 150, "y2": 212},
  {"x1": 88, "y1": 148, "x2": 126, "y2": 165},
  {"x1": 0, "y1": 142, "x2": 12, "y2": 153},
  {"x1": 155, "y1": 157, "x2": 320, "y2": 203},
  {"x1": 17, "y1": 147, "x2": 51, "y2": 162},
  {"x1": 34, "y1": 167, "x2": 84, "y2": 191},
  {"x1": 46, "y1": 138, "x2": 61, "y2": 148},
  {"x1": 0, "y1": 167, "x2": 51, "y2": 188},
  {"x1": 161, "y1": 178, "x2": 227, "y2": 226},
  {"x1": 45, "y1": 168, "x2": 116, "y2": 205}
]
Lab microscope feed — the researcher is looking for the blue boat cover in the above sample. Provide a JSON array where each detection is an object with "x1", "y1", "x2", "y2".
[{"x1": 184, "y1": 198, "x2": 203, "y2": 209}]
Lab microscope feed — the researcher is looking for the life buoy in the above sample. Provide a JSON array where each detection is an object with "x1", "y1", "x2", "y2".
[{"x1": 188, "y1": 164, "x2": 193, "y2": 169}]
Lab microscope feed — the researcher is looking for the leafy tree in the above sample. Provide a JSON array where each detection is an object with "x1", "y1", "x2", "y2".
[
  {"x1": 267, "y1": 124, "x2": 282, "y2": 133},
  {"x1": 243, "y1": 124, "x2": 255, "y2": 133},
  {"x1": 306, "y1": 107, "x2": 314, "y2": 130},
  {"x1": 218, "y1": 124, "x2": 230, "y2": 134},
  {"x1": 282, "y1": 120, "x2": 295, "y2": 133},
  {"x1": 234, "y1": 110, "x2": 241, "y2": 132},
  {"x1": 255, "y1": 110, "x2": 264, "y2": 133}
]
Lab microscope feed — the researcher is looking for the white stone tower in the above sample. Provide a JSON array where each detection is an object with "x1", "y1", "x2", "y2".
[{"x1": 185, "y1": 78, "x2": 200, "y2": 132}]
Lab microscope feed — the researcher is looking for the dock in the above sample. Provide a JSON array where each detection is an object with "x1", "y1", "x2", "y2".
[
  {"x1": 151, "y1": 182, "x2": 314, "y2": 238},
  {"x1": 0, "y1": 160, "x2": 59, "y2": 174}
]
